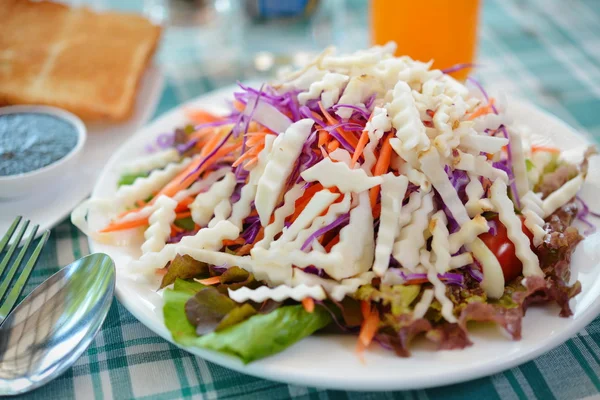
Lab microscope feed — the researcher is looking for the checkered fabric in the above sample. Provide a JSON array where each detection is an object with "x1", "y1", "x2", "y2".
[{"x1": 10, "y1": 0, "x2": 600, "y2": 398}]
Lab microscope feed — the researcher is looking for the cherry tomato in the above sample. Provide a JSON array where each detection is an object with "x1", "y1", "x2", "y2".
[{"x1": 478, "y1": 216, "x2": 533, "y2": 282}]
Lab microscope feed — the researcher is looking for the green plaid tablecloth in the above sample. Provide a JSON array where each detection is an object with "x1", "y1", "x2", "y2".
[{"x1": 14, "y1": 0, "x2": 600, "y2": 398}]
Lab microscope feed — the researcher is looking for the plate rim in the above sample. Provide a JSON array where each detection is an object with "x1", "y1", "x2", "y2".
[{"x1": 88, "y1": 85, "x2": 600, "y2": 391}]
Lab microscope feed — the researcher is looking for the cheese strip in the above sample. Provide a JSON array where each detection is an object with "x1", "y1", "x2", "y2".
[
  {"x1": 454, "y1": 151, "x2": 508, "y2": 182},
  {"x1": 141, "y1": 195, "x2": 177, "y2": 254},
  {"x1": 542, "y1": 175, "x2": 584, "y2": 217},
  {"x1": 521, "y1": 191, "x2": 546, "y2": 246},
  {"x1": 301, "y1": 157, "x2": 383, "y2": 193},
  {"x1": 228, "y1": 284, "x2": 327, "y2": 303},
  {"x1": 254, "y1": 183, "x2": 304, "y2": 249},
  {"x1": 508, "y1": 127, "x2": 530, "y2": 201},
  {"x1": 392, "y1": 191, "x2": 434, "y2": 270},
  {"x1": 255, "y1": 119, "x2": 314, "y2": 226},
  {"x1": 190, "y1": 172, "x2": 236, "y2": 227},
  {"x1": 373, "y1": 174, "x2": 409, "y2": 276},
  {"x1": 421, "y1": 250, "x2": 457, "y2": 323},
  {"x1": 448, "y1": 215, "x2": 489, "y2": 254},
  {"x1": 430, "y1": 210, "x2": 451, "y2": 274},
  {"x1": 122, "y1": 148, "x2": 179, "y2": 174},
  {"x1": 386, "y1": 81, "x2": 430, "y2": 153},
  {"x1": 229, "y1": 134, "x2": 275, "y2": 229},
  {"x1": 489, "y1": 179, "x2": 543, "y2": 277},
  {"x1": 273, "y1": 189, "x2": 339, "y2": 247},
  {"x1": 419, "y1": 148, "x2": 470, "y2": 225}
]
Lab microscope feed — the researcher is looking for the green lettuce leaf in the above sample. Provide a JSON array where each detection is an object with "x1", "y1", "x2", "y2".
[
  {"x1": 216, "y1": 303, "x2": 257, "y2": 331},
  {"x1": 163, "y1": 280, "x2": 331, "y2": 363},
  {"x1": 174, "y1": 278, "x2": 205, "y2": 294},
  {"x1": 174, "y1": 217, "x2": 196, "y2": 231},
  {"x1": 160, "y1": 255, "x2": 209, "y2": 289},
  {"x1": 118, "y1": 172, "x2": 148, "y2": 187},
  {"x1": 194, "y1": 305, "x2": 331, "y2": 363},
  {"x1": 185, "y1": 287, "x2": 237, "y2": 334},
  {"x1": 356, "y1": 284, "x2": 421, "y2": 316}
]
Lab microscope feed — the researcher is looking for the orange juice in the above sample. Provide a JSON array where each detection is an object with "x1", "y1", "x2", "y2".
[{"x1": 371, "y1": 0, "x2": 480, "y2": 81}]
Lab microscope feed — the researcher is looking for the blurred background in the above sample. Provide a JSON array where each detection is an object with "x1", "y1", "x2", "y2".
[{"x1": 58, "y1": 0, "x2": 600, "y2": 139}]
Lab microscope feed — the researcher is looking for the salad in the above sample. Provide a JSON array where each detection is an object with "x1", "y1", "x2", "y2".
[{"x1": 73, "y1": 43, "x2": 597, "y2": 363}]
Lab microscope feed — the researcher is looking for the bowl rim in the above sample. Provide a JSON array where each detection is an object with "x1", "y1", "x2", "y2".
[{"x1": 0, "y1": 105, "x2": 87, "y2": 181}]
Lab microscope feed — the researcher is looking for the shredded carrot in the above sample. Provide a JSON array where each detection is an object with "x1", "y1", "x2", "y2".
[
  {"x1": 318, "y1": 102, "x2": 359, "y2": 148},
  {"x1": 302, "y1": 297, "x2": 315, "y2": 313},
  {"x1": 351, "y1": 129, "x2": 370, "y2": 167},
  {"x1": 236, "y1": 244, "x2": 253, "y2": 255},
  {"x1": 171, "y1": 224, "x2": 184, "y2": 233},
  {"x1": 372, "y1": 203, "x2": 381, "y2": 220},
  {"x1": 360, "y1": 300, "x2": 370, "y2": 318},
  {"x1": 99, "y1": 218, "x2": 148, "y2": 233},
  {"x1": 351, "y1": 113, "x2": 375, "y2": 167},
  {"x1": 136, "y1": 200, "x2": 146, "y2": 208},
  {"x1": 356, "y1": 301, "x2": 380, "y2": 357},
  {"x1": 186, "y1": 109, "x2": 223, "y2": 124},
  {"x1": 222, "y1": 238, "x2": 246, "y2": 246},
  {"x1": 468, "y1": 98, "x2": 496, "y2": 120},
  {"x1": 158, "y1": 142, "x2": 241, "y2": 200},
  {"x1": 531, "y1": 145, "x2": 560, "y2": 154},
  {"x1": 232, "y1": 144, "x2": 263, "y2": 167},
  {"x1": 327, "y1": 140, "x2": 340, "y2": 152},
  {"x1": 175, "y1": 211, "x2": 191, "y2": 219},
  {"x1": 324, "y1": 235, "x2": 340, "y2": 252},
  {"x1": 289, "y1": 184, "x2": 324, "y2": 222},
  {"x1": 233, "y1": 100, "x2": 246, "y2": 112},
  {"x1": 175, "y1": 196, "x2": 195, "y2": 212},
  {"x1": 318, "y1": 129, "x2": 328, "y2": 147},
  {"x1": 369, "y1": 133, "x2": 393, "y2": 207},
  {"x1": 196, "y1": 276, "x2": 221, "y2": 285},
  {"x1": 243, "y1": 157, "x2": 259, "y2": 169}
]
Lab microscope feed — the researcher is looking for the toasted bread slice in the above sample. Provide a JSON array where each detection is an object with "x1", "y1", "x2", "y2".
[{"x1": 0, "y1": 0, "x2": 161, "y2": 121}]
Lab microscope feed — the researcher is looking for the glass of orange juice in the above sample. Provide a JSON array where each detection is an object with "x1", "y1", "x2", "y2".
[{"x1": 370, "y1": 0, "x2": 481, "y2": 81}]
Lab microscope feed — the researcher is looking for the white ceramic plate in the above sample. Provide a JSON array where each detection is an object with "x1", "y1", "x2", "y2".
[
  {"x1": 88, "y1": 85, "x2": 600, "y2": 391},
  {"x1": 0, "y1": 65, "x2": 164, "y2": 241}
]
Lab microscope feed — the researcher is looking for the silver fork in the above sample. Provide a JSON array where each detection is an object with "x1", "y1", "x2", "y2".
[{"x1": 0, "y1": 216, "x2": 50, "y2": 325}]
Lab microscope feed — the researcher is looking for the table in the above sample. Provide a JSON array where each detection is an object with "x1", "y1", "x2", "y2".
[{"x1": 17, "y1": 0, "x2": 600, "y2": 398}]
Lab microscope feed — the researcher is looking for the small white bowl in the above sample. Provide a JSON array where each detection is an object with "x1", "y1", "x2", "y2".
[{"x1": 0, "y1": 105, "x2": 87, "y2": 199}]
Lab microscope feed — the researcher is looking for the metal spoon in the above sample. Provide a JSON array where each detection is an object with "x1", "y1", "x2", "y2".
[{"x1": 0, "y1": 253, "x2": 115, "y2": 396}]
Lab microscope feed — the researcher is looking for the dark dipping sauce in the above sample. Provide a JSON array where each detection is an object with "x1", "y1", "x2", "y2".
[{"x1": 0, "y1": 113, "x2": 79, "y2": 176}]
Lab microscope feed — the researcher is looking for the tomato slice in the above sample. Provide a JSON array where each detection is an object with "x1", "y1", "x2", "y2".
[{"x1": 478, "y1": 216, "x2": 534, "y2": 282}]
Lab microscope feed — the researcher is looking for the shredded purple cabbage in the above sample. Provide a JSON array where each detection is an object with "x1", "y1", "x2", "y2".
[
  {"x1": 575, "y1": 195, "x2": 596, "y2": 235},
  {"x1": 396, "y1": 270, "x2": 465, "y2": 287},
  {"x1": 181, "y1": 128, "x2": 234, "y2": 184},
  {"x1": 467, "y1": 263, "x2": 484, "y2": 283},
  {"x1": 300, "y1": 213, "x2": 350, "y2": 251},
  {"x1": 441, "y1": 63, "x2": 478, "y2": 74},
  {"x1": 240, "y1": 219, "x2": 261, "y2": 243},
  {"x1": 330, "y1": 104, "x2": 370, "y2": 120},
  {"x1": 365, "y1": 94, "x2": 376, "y2": 110},
  {"x1": 466, "y1": 77, "x2": 498, "y2": 115},
  {"x1": 497, "y1": 125, "x2": 521, "y2": 209}
]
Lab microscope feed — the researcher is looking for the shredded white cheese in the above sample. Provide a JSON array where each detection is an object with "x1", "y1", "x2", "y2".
[
  {"x1": 373, "y1": 174, "x2": 409, "y2": 276},
  {"x1": 228, "y1": 284, "x2": 326, "y2": 303},
  {"x1": 140, "y1": 195, "x2": 177, "y2": 254},
  {"x1": 430, "y1": 210, "x2": 451, "y2": 274},
  {"x1": 489, "y1": 179, "x2": 543, "y2": 277},
  {"x1": 190, "y1": 172, "x2": 236, "y2": 227},
  {"x1": 542, "y1": 175, "x2": 584, "y2": 217},
  {"x1": 392, "y1": 191, "x2": 434, "y2": 270},
  {"x1": 255, "y1": 119, "x2": 314, "y2": 226},
  {"x1": 301, "y1": 157, "x2": 383, "y2": 193}
]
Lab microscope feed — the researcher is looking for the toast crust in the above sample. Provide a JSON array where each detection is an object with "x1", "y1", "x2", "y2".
[{"x1": 0, "y1": 0, "x2": 161, "y2": 121}]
